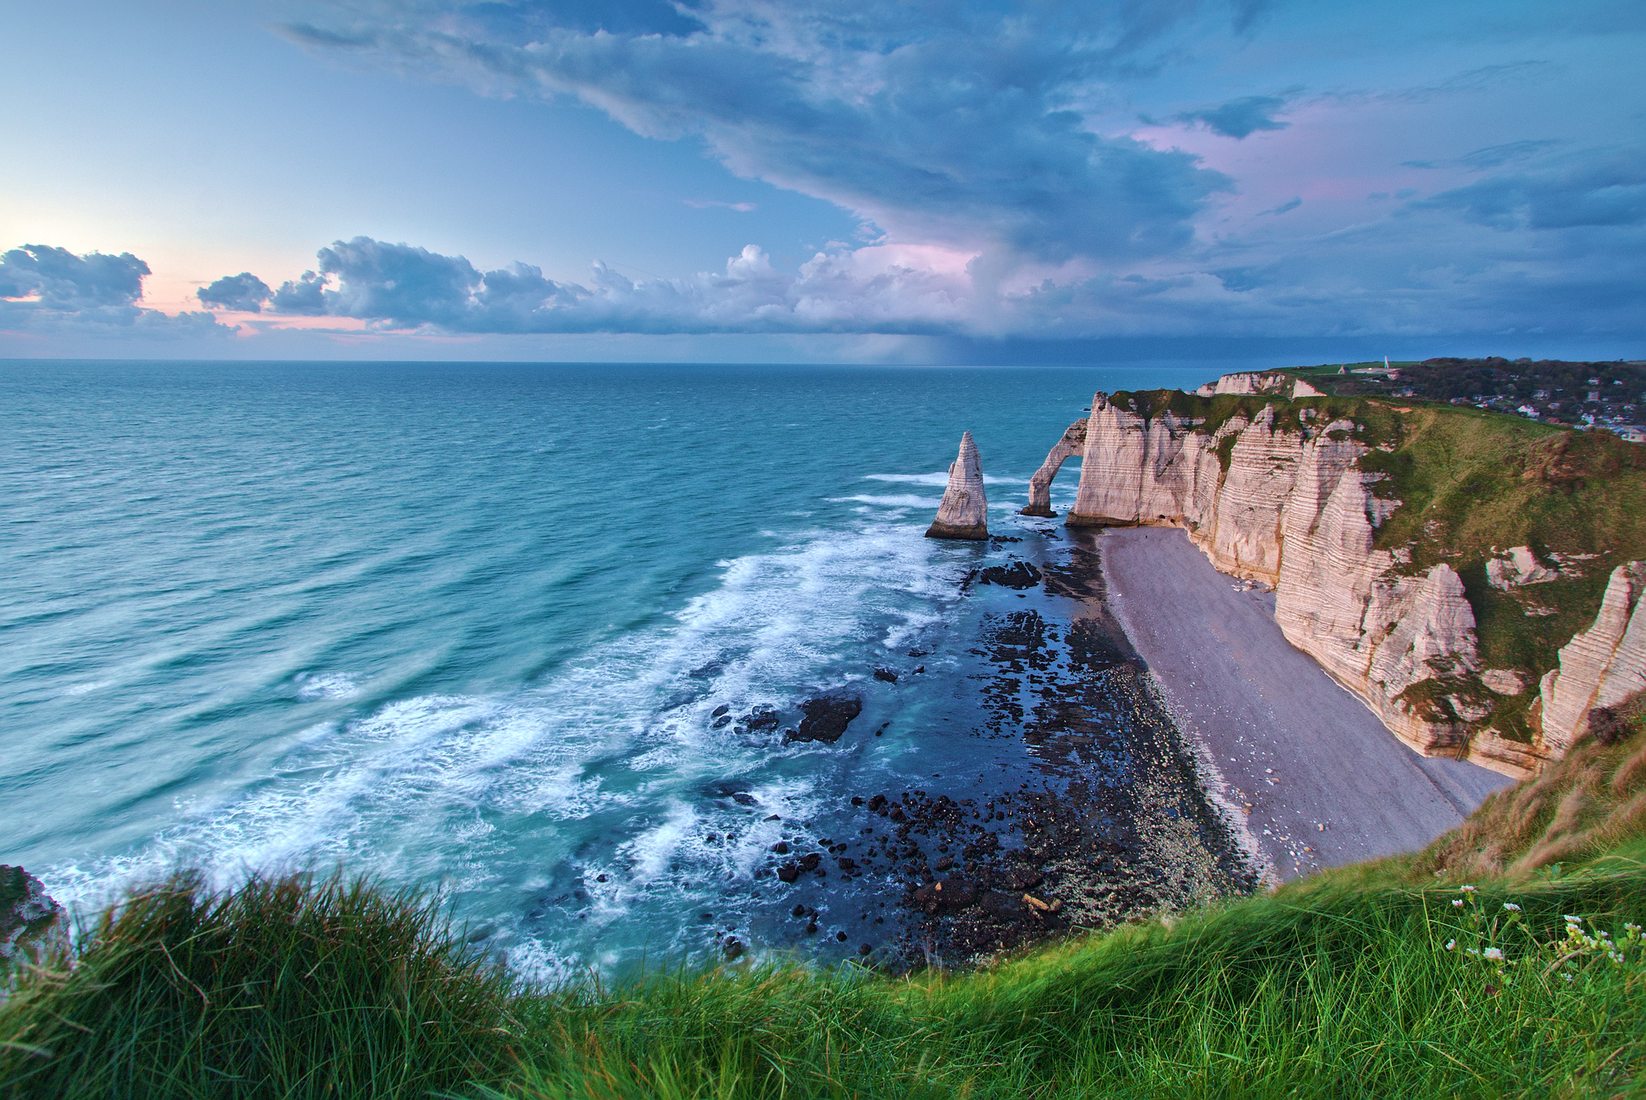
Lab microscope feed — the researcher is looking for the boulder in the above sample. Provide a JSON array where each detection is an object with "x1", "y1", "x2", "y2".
[
  {"x1": 978, "y1": 561, "x2": 1043, "y2": 589},
  {"x1": 786, "y1": 692, "x2": 863, "y2": 743},
  {"x1": 1486, "y1": 546, "x2": 1560, "y2": 590}
]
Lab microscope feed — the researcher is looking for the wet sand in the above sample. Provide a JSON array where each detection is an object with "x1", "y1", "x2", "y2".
[{"x1": 1100, "y1": 526, "x2": 1514, "y2": 881}]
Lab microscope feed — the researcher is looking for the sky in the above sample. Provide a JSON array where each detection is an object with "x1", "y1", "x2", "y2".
[{"x1": 1, "y1": 0, "x2": 1642, "y2": 363}]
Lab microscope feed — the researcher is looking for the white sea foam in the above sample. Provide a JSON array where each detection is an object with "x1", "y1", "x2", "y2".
[
  {"x1": 622, "y1": 800, "x2": 699, "y2": 885},
  {"x1": 43, "y1": 505, "x2": 967, "y2": 972},
  {"x1": 293, "y1": 670, "x2": 361, "y2": 701},
  {"x1": 828, "y1": 494, "x2": 939, "y2": 509},
  {"x1": 863, "y1": 471, "x2": 1029, "y2": 487}
]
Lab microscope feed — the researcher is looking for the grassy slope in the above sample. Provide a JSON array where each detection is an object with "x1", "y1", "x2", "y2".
[
  {"x1": 1108, "y1": 389, "x2": 1646, "y2": 740},
  {"x1": 1416, "y1": 697, "x2": 1646, "y2": 881},
  {"x1": 4, "y1": 723, "x2": 1644, "y2": 1098}
]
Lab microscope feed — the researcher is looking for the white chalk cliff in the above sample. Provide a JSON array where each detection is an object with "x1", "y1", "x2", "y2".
[
  {"x1": 1537, "y1": 563, "x2": 1646, "y2": 755},
  {"x1": 926, "y1": 431, "x2": 989, "y2": 540},
  {"x1": 1031, "y1": 389, "x2": 1643, "y2": 776},
  {"x1": 1193, "y1": 370, "x2": 1324, "y2": 399}
]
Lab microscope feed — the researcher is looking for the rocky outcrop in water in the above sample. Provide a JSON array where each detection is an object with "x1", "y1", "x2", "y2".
[
  {"x1": 1, "y1": 865, "x2": 65, "y2": 966},
  {"x1": 787, "y1": 692, "x2": 864, "y2": 744},
  {"x1": 1037, "y1": 387, "x2": 1641, "y2": 776},
  {"x1": 926, "y1": 431, "x2": 989, "y2": 540}
]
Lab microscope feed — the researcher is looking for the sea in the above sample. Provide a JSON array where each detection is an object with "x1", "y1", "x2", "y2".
[{"x1": 0, "y1": 359, "x2": 1225, "y2": 980}]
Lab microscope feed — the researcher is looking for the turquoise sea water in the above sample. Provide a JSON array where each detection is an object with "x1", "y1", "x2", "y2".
[{"x1": 1, "y1": 359, "x2": 1219, "y2": 978}]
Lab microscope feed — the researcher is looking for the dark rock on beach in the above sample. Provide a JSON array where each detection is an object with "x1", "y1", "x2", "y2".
[{"x1": 978, "y1": 561, "x2": 1043, "y2": 589}]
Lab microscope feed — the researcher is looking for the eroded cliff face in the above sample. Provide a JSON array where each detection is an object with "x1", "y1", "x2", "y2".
[
  {"x1": 1537, "y1": 563, "x2": 1646, "y2": 756},
  {"x1": 1052, "y1": 390, "x2": 1638, "y2": 776},
  {"x1": 1193, "y1": 370, "x2": 1324, "y2": 399}
]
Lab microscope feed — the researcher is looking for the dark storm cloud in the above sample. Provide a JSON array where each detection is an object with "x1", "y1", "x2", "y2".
[
  {"x1": 1415, "y1": 155, "x2": 1646, "y2": 230},
  {"x1": 279, "y1": 1, "x2": 1253, "y2": 266}
]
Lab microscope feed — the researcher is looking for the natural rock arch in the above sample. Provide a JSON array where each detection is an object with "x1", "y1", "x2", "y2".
[{"x1": 1021, "y1": 418, "x2": 1087, "y2": 517}]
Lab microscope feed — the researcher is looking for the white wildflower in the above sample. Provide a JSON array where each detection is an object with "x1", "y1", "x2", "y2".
[
  {"x1": 1459, "y1": 885, "x2": 1477, "y2": 893},
  {"x1": 1564, "y1": 915, "x2": 1583, "y2": 925},
  {"x1": 1445, "y1": 939, "x2": 1457, "y2": 951},
  {"x1": 1453, "y1": 899, "x2": 1465, "y2": 908},
  {"x1": 1502, "y1": 902, "x2": 1521, "y2": 912},
  {"x1": 1482, "y1": 947, "x2": 1504, "y2": 962}
]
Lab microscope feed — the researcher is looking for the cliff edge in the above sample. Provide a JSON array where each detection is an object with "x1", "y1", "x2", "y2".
[{"x1": 1028, "y1": 385, "x2": 1646, "y2": 776}]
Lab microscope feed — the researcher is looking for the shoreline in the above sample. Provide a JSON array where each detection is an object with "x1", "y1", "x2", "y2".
[{"x1": 1098, "y1": 525, "x2": 1513, "y2": 881}]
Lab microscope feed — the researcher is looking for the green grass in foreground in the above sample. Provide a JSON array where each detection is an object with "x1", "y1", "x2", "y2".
[{"x1": 3, "y1": 859, "x2": 1643, "y2": 1098}]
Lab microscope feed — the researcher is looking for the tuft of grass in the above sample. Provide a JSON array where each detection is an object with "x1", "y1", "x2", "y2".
[{"x1": 0, "y1": 871, "x2": 519, "y2": 1099}]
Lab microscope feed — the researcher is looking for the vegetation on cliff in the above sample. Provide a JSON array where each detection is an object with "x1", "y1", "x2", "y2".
[
  {"x1": 5, "y1": 716, "x2": 1644, "y2": 1098},
  {"x1": 1417, "y1": 693, "x2": 1646, "y2": 879},
  {"x1": 1105, "y1": 387, "x2": 1646, "y2": 744}
]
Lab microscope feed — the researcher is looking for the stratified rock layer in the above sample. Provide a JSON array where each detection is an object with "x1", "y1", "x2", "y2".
[
  {"x1": 926, "y1": 431, "x2": 989, "y2": 540},
  {"x1": 1538, "y1": 563, "x2": 1646, "y2": 755},
  {"x1": 1042, "y1": 387, "x2": 1642, "y2": 776}
]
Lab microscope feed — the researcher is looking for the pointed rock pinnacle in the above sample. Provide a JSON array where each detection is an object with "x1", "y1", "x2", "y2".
[{"x1": 925, "y1": 431, "x2": 989, "y2": 540}]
